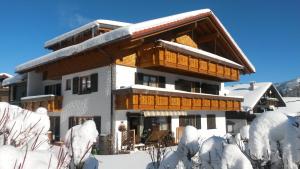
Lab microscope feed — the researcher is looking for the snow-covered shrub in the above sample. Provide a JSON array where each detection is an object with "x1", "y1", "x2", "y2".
[
  {"x1": 248, "y1": 110, "x2": 288, "y2": 161},
  {"x1": 64, "y1": 120, "x2": 99, "y2": 168},
  {"x1": 240, "y1": 125, "x2": 250, "y2": 140},
  {"x1": 159, "y1": 150, "x2": 182, "y2": 169},
  {"x1": 5, "y1": 107, "x2": 50, "y2": 147},
  {"x1": 234, "y1": 133, "x2": 246, "y2": 152},
  {"x1": 282, "y1": 116, "x2": 300, "y2": 169},
  {"x1": 220, "y1": 144, "x2": 253, "y2": 169},
  {"x1": 198, "y1": 136, "x2": 225, "y2": 169}
]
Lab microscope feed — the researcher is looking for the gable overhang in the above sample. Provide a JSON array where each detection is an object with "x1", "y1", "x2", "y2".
[
  {"x1": 129, "y1": 11, "x2": 255, "y2": 74},
  {"x1": 15, "y1": 9, "x2": 255, "y2": 74}
]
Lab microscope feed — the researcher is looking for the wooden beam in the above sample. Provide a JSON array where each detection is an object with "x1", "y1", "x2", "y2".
[{"x1": 197, "y1": 32, "x2": 219, "y2": 44}]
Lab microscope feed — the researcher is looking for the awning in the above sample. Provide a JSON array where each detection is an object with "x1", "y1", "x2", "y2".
[{"x1": 143, "y1": 111, "x2": 187, "y2": 117}]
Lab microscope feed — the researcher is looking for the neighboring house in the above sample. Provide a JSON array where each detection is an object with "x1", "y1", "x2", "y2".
[
  {"x1": 0, "y1": 73, "x2": 12, "y2": 102},
  {"x1": 278, "y1": 97, "x2": 300, "y2": 116},
  {"x1": 2, "y1": 74, "x2": 27, "y2": 106},
  {"x1": 5, "y1": 9, "x2": 255, "y2": 151},
  {"x1": 225, "y1": 82, "x2": 286, "y2": 134}
]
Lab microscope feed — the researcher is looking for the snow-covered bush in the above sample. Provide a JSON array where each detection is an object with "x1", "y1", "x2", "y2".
[
  {"x1": 198, "y1": 136, "x2": 225, "y2": 169},
  {"x1": 282, "y1": 116, "x2": 300, "y2": 169},
  {"x1": 64, "y1": 120, "x2": 99, "y2": 168},
  {"x1": 160, "y1": 126, "x2": 252, "y2": 169},
  {"x1": 248, "y1": 110, "x2": 287, "y2": 162},
  {"x1": 240, "y1": 125, "x2": 250, "y2": 140},
  {"x1": 220, "y1": 144, "x2": 253, "y2": 169},
  {"x1": 5, "y1": 107, "x2": 50, "y2": 147}
]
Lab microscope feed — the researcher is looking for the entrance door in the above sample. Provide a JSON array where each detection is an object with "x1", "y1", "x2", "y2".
[{"x1": 128, "y1": 115, "x2": 144, "y2": 143}]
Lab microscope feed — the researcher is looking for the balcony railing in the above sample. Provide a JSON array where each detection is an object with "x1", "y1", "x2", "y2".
[
  {"x1": 115, "y1": 87, "x2": 242, "y2": 111},
  {"x1": 21, "y1": 95, "x2": 63, "y2": 112},
  {"x1": 138, "y1": 44, "x2": 241, "y2": 82}
]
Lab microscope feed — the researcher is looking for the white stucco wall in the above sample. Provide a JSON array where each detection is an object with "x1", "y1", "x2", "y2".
[
  {"x1": 60, "y1": 66, "x2": 111, "y2": 138},
  {"x1": 27, "y1": 71, "x2": 43, "y2": 96},
  {"x1": 115, "y1": 65, "x2": 221, "y2": 91}
]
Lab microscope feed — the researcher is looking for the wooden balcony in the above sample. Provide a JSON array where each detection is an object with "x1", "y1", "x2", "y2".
[
  {"x1": 115, "y1": 88, "x2": 242, "y2": 111},
  {"x1": 21, "y1": 95, "x2": 63, "y2": 112},
  {"x1": 138, "y1": 44, "x2": 241, "y2": 82}
]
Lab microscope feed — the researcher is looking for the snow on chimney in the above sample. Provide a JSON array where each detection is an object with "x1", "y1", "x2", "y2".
[{"x1": 250, "y1": 81, "x2": 256, "y2": 90}]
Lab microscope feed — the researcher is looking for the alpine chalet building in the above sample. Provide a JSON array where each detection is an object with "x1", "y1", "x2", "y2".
[{"x1": 4, "y1": 9, "x2": 255, "y2": 151}]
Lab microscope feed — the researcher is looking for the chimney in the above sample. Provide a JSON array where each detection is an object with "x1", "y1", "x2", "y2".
[{"x1": 250, "y1": 81, "x2": 256, "y2": 90}]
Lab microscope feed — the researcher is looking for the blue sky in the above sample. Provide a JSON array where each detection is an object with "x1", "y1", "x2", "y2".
[{"x1": 0, "y1": 0, "x2": 299, "y2": 84}]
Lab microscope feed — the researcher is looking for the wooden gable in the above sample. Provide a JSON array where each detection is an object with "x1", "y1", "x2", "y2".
[{"x1": 175, "y1": 34, "x2": 198, "y2": 48}]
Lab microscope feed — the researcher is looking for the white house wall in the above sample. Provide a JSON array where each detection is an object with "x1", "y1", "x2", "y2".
[
  {"x1": 60, "y1": 66, "x2": 111, "y2": 137},
  {"x1": 115, "y1": 65, "x2": 222, "y2": 92}
]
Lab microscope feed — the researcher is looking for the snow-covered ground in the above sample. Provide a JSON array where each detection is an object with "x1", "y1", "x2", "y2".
[
  {"x1": 96, "y1": 151, "x2": 152, "y2": 169},
  {"x1": 2, "y1": 101, "x2": 300, "y2": 169}
]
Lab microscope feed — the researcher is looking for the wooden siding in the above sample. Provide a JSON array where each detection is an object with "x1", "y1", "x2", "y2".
[
  {"x1": 139, "y1": 47, "x2": 240, "y2": 81},
  {"x1": 115, "y1": 88, "x2": 242, "y2": 111},
  {"x1": 175, "y1": 34, "x2": 198, "y2": 48},
  {"x1": 21, "y1": 96, "x2": 63, "y2": 112},
  {"x1": 37, "y1": 49, "x2": 110, "y2": 80}
]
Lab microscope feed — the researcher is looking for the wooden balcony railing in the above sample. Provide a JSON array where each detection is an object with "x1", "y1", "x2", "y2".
[
  {"x1": 138, "y1": 46, "x2": 240, "y2": 82},
  {"x1": 115, "y1": 88, "x2": 242, "y2": 111},
  {"x1": 21, "y1": 95, "x2": 63, "y2": 112}
]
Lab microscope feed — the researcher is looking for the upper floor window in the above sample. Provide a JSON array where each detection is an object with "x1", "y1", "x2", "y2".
[
  {"x1": 175, "y1": 79, "x2": 200, "y2": 93},
  {"x1": 45, "y1": 84, "x2": 61, "y2": 96},
  {"x1": 201, "y1": 83, "x2": 219, "y2": 95},
  {"x1": 135, "y1": 73, "x2": 165, "y2": 88},
  {"x1": 72, "y1": 73, "x2": 98, "y2": 95}
]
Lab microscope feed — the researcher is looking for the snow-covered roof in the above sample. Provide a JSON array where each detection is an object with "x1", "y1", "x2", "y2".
[
  {"x1": 21, "y1": 94, "x2": 56, "y2": 101},
  {"x1": 158, "y1": 40, "x2": 244, "y2": 69},
  {"x1": 278, "y1": 97, "x2": 300, "y2": 116},
  {"x1": 225, "y1": 82, "x2": 283, "y2": 111},
  {"x1": 16, "y1": 9, "x2": 255, "y2": 73},
  {"x1": 44, "y1": 19, "x2": 131, "y2": 48},
  {"x1": 2, "y1": 73, "x2": 27, "y2": 86},
  {"x1": 0, "y1": 73, "x2": 13, "y2": 78}
]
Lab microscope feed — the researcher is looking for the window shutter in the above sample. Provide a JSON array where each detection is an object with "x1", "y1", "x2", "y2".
[
  {"x1": 73, "y1": 77, "x2": 79, "y2": 94},
  {"x1": 135, "y1": 73, "x2": 143, "y2": 85},
  {"x1": 93, "y1": 116, "x2": 101, "y2": 134},
  {"x1": 158, "y1": 76, "x2": 166, "y2": 88},
  {"x1": 69, "y1": 117, "x2": 73, "y2": 129},
  {"x1": 91, "y1": 73, "x2": 98, "y2": 92}
]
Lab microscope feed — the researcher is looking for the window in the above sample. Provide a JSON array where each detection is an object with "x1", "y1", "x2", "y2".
[
  {"x1": 207, "y1": 114, "x2": 216, "y2": 129},
  {"x1": 69, "y1": 116, "x2": 101, "y2": 134},
  {"x1": 135, "y1": 73, "x2": 165, "y2": 88},
  {"x1": 201, "y1": 83, "x2": 219, "y2": 95},
  {"x1": 72, "y1": 73, "x2": 98, "y2": 95},
  {"x1": 45, "y1": 84, "x2": 61, "y2": 96},
  {"x1": 226, "y1": 121, "x2": 235, "y2": 133},
  {"x1": 175, "y1": 79, "x2": 200, "y2": 93},
  {"x1": 179, "y1": 115, "x2": 201, "y2": 129},
  {"x1": 80, "y1": 76, "x2": 91, "y2": 94},
  {"x1": 65, "y1": 79, "x2": 71, "y2": 91}
]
